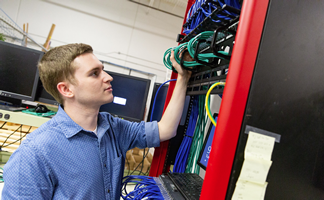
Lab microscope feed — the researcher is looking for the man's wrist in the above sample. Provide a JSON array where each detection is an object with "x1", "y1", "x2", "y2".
[{"x1": 177, "y1": 73, "x2": 191, "y2": 83}]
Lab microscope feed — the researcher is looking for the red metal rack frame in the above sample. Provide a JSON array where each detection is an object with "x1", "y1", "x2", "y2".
[
  {"x1": 200, "y1": 0, "x2": 269, "y2": 199},
  {"x1": 149, "y1": 0, "x2": 196, "y2": 177}
]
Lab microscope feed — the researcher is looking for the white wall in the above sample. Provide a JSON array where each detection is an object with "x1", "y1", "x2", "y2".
[{"x1": 0, "y1": 0, "x2": 186, "y2": 83}]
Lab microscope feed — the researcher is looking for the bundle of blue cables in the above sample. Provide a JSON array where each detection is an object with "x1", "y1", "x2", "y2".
[
  {"x1": 183, "y1": 0, "x2": 241, "y2": 35},
  {"x1": 173, "y1": 95, "x2": 199, "y2": 173},
  {"x1": 121, "y1": 175, "x2": 167, "y2": 200}
]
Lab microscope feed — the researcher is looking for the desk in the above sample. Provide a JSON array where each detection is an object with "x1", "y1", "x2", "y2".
[
  {"x1": 0, "y1": 110, "x2": 51, "y2": 198},
  {"x1": 0, "y1": 109, "x2": 51, "y2": 153},
  {"x1": 0, "y1": 109, "x2": 50, "y2": 127}
]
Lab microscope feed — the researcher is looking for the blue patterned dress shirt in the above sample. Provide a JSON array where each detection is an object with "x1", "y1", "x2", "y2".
[{"x1": 2, "y1": 106, "x2": 160, "y2": 199}]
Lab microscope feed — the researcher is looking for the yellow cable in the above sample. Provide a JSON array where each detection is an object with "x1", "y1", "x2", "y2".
[{"x1": 205, "y1": 82, "x2": 226, "y2": 127}]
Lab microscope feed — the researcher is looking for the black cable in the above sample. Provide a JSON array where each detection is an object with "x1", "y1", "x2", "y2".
[
  {"x1": 0, "y1": 121, "x2": 7, "y2": 129},
  {"x1": 129, "y1": 149, "x2": 150, "y2": 176},
  {"x1": 1, "y1": 124, "x2": 23, "y2": 148},
  {"x1": 2, "y1": 126, "x2": 32, "y2": 148}
]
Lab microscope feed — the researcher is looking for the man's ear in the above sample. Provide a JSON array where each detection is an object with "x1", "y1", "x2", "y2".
[{"x1": 57, "y1": 82, "x2": 74, "y2": 98}]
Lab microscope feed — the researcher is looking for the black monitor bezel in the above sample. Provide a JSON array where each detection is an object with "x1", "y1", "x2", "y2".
[
  {"x1": 0, "y1": 41, "x2": 43, "y2": 102},
  {"x1": 197, "y1": 113, "x2": 218, "y2": 170},
  {"x1": 100, "y1": 70, "x2": 151, "y2": 122},
  {"x1": 35, "y1": 78, "x2": 60, "y2": 106}
]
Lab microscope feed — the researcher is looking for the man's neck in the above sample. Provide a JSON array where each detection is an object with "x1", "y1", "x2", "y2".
[{"x1": 63, "y1": 102, "x2": 99, "y2": 132}]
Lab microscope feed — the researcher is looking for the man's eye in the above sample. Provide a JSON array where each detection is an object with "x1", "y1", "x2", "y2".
[{"x1": 92, "y1": 71, "x2": 98, "y2": 76}]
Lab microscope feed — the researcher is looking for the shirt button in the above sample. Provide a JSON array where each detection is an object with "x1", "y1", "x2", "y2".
[
  {"x1": 104, "y1": 164, "x2": 107, "y2": 167},
  {"x1": 107, "y1": 189, "x2": 110, "y2": 193}
]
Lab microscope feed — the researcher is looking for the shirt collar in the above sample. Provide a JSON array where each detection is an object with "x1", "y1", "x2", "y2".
[{"x1": 53, "y1": 106, "x2": 110, "y2": 139}]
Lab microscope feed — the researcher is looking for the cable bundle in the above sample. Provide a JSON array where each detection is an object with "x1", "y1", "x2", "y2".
[
  {"x1": 173, "y1": 96, "x2": 199, "y2": 173},
  {"x1": 163, "y1": 31, "x2": 229, "y2": 72},
  {"x1": 183, "y1": 0, "x2": 241, "y2": 35},
  {"x1": 185, "y1": 95, "x2": 208, "y2": 174},
  {"x1": 121, "y1": 175, "x2": 170, "y2": 200}
]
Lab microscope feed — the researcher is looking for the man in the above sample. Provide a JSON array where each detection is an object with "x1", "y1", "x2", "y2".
[{"x1": 2, "y1": 43, "x2": 191, "y2": 199}]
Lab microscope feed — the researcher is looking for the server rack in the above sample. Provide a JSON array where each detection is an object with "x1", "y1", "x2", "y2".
[{"x1": 152, "y1": 0, "x2": 324, "y2": 199}]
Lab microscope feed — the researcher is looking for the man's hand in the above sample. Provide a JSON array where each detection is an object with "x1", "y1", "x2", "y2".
[
  {"x1": 170, "y1": 50, "x2": 193, "y2": 80},
  {"x1": 158, "y1": 50, "x2": 194, "y2": 142}
]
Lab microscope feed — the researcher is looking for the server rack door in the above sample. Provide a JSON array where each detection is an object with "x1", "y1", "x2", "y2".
[{"x1": 225, "y1": 0, "x2": 324, "y2": 199}]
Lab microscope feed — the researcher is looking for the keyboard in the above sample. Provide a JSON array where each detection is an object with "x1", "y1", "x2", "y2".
[
  {"x1": 168, "y1": 173, "x2": 203, "y2": 200},
  {"x1": 0, "y1": 104, "x2": 26, "y2": 111}
]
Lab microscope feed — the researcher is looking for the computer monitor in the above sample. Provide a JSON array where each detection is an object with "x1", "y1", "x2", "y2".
[
  {"x1": 35, "y1": 78, "x2": 59, "y2": 106},
  {"x1": 0, "y1": 41, "x2": 43, "y2": 103},
  {"x1": 99, "y1": 71, "x2": 151, "y2": 122},
  {"x1": 198, "y1": 113, "x2": 218, "y2": 170}
]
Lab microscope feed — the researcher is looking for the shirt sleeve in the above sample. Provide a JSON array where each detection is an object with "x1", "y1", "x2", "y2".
[
  {"x1": 2, "y1": 142, "x2": 54, "y2": 199},
  {"x1": 145, "y1": 121, "x2": 160, "y2": 148},
  {"x1": 111, "y1": 116, "x2": 160, "y2": 152}
]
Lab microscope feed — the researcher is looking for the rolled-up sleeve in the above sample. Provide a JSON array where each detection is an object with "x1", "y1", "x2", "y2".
[{"x1": 145, "y1": 121, "x2": 160, "y2": 148}]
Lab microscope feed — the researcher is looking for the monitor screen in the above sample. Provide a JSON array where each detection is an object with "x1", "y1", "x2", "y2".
[
  {"x1": 0, "y1": 41, "x2": 43, "y2": 102},
  {"x1": 35, "y1": 79, "x2": 59, "y2": 106},
  {"x1": 198, "y1": 113, "x2": 218, "y2": 170},
  {"x1": 99, "y1": 71, "x2": 151, "y2": 122}
]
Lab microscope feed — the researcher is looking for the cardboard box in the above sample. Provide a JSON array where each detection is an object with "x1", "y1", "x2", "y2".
[
  {"x1": 131, "y1": 147, "x2": 142, "y2": 155},
  {"x1": 139, "y1": 150, "x2": 153, "y2": 163},
  {"x1": 133, "y1": 154, "x2": 150, "y2": 173},
  {"x1": 125, "y1": 153, "x2": 135, "y2": 171}
]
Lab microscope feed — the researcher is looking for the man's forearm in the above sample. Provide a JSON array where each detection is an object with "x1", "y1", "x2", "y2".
[{"x1": 158, "y1": 75, "x2": 189, "y2": 142}]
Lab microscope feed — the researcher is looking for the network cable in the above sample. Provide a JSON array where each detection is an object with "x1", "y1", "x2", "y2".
[
  {"x1": 185, "y1": 95, "x2": 207, "y2": 174},
  {"x1": 150, "y1": 79, "x2": 177, "y2": 122},
  {"x1": 121, "y1": 175, "x2": 169, "y2": 200},
  {"x1": 173, "y1": 95, "x2": 199, "y2": 173},
  {"x1": 163, "y1": 31, "x2": 229, "y2": 72},
  {"x1": 205, "y1": 82, "x2": 225, "y2": 126},
  {"x1": 183, "y1": 0, "x2": 241, "y2": 34},
  {"x1": 0, "y1": 167, "x2": 3, "y2": 183}
]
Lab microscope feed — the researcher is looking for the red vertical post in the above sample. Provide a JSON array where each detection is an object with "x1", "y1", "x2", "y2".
[
  {"x1": 200, "y1": 0, "x2": 269, "y2": 199},
  {"x1": 149, "y1": 0, "x2": 196, "y2": 177}
]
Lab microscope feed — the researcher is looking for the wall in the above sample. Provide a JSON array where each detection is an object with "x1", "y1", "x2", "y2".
[{"x1": 0, "y1": 0, "x2": 186, "y2": 83}]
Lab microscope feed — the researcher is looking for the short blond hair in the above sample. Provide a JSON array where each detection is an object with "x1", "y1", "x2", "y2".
[{"x1": 38, "y1": 43, "x2": 93, "y2": 105}]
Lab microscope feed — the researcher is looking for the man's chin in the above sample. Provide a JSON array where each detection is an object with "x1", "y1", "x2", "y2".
[{"x1": 105, "y1": 97, "x2": 114, "y2": 104}]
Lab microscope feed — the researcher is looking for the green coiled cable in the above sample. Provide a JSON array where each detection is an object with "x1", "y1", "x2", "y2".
[{"x1": 163, "y1": 31, "x2": 230, "y2": 72}]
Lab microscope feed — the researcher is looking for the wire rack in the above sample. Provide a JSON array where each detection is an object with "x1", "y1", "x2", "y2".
[{"x1": 0, "y1": 7, "x2": 47, "y2": 51}]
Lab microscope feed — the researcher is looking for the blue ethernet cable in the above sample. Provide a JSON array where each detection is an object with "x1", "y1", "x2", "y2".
[
  {"x1": 150, "y1": 79, "x2": 177, "y2": 122},
  {"x1": 121, "y1": 175, "x2": 168, "y2": 200},
  {"x1": 173, "y1": 95, "x2": 199, "y2": 173}
]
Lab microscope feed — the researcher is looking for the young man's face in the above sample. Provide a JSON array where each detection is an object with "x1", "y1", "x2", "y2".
[{"x1": 69, "y1": 53, "x2": 114, "y2": 108}]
